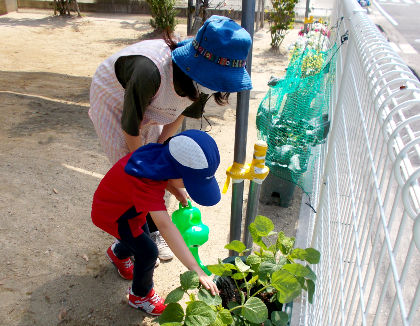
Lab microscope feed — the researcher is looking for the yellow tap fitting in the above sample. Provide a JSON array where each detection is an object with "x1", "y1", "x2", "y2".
[
  {"x1": 304, "y1": 16, "x2": 314, "y2": 24},
  {"x1": 222, "y1": 140, "x2": 270, "y2": 193}
]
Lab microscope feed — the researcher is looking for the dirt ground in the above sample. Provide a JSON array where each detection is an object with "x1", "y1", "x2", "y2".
[{"x1": 0, "y1": 9, "x2": 302, "y2": 326}]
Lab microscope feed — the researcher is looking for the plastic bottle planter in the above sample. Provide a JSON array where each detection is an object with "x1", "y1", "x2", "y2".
[
  {"x1": 260, "y1": 169, "x2": 296, "y2": 207},
  {"x1": 171, "y1": 200, "x2": 211, "y2": 275}
]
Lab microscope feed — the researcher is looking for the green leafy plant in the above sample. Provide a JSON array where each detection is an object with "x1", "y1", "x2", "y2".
[
  {"x1": 269, "y1": 0, "x2": 299, "y2": 48},
  {"x1": 146, "y1": 0, "x2": 178, "y2": 32},
  {"x1": 158, "y1": 215, "x2": 320, "y2": 326}
]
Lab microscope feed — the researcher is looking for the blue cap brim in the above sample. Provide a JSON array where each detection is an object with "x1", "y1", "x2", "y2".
[{"x1": 183, "y1": 174, "x2": 221, "y2": 206}]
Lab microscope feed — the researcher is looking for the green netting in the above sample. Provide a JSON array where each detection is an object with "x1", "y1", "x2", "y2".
[{"x1": 256, "y1": 43, "x2": 337, "y2": 195}]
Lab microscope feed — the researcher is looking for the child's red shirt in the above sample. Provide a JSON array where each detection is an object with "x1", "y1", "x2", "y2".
[{"x1": 91, "y1": 153, "x2": 168, "y2": 239}]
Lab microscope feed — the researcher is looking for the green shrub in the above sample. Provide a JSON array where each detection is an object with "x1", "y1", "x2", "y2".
[
  {"x1": 146, "y1": 0, "x2": 178, "y2": 33},
  {"x1": 269, "y1": 0, "x2": 299, "y2": 49}
]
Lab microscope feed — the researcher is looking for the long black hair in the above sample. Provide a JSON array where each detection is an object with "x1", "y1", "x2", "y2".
[{"x1": 163, "y1": 30, "x2": 230, "y2": 105}]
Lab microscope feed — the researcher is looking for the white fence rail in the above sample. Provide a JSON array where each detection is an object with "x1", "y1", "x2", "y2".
[{"x1": 294, "y1": 0, "x2": 420, "y2": 325}]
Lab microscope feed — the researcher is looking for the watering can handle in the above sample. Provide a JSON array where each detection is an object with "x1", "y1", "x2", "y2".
[{"x1": 179, "y1": 199, "x2": 192, "y2": 210}]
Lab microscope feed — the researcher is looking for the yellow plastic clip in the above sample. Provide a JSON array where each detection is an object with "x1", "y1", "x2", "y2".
[
  {"x1": 222, "y1": 141, "x2": 270, "y2": 194},
  {"x1": 304, "y1": 16, "x2": 314, "y2": 24},
  {"x1": 222, "y1": 162, "x2": 248, "y2": 194}
]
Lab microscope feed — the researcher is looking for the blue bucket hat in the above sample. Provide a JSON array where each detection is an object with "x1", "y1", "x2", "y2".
[
  {"x1": 172, "y1": 15, "x2": 252, "y2": 93},
  {"x1": 125, "y1": 130, "x2": 221, "y2": 206}
]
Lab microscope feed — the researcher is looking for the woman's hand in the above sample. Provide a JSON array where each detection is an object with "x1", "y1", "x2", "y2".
[{"x1": 197, "y1": 272, "x2": 219, "y2": 296}]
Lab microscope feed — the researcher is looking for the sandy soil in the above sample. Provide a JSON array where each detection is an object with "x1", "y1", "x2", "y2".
[{"x1": 0, "y1": 9, "x2": 302, "y2": 326}]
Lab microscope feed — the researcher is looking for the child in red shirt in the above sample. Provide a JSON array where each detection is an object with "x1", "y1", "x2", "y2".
[{"x1": 91, "y1": 129, "x2": 220, "y2": 316}]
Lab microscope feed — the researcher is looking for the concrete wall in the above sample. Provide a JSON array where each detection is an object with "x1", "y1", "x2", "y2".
[
  {"x1": 16, "y1": 0, "x2": 243, "y2": 19},
  {"x1": 0, "y1": 0, "x2": 18, "y2": 14}
]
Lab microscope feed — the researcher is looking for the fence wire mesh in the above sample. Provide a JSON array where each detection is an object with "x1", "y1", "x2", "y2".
[{"x1": 294, "y1": 0, "x2": 420, "y2": 325}]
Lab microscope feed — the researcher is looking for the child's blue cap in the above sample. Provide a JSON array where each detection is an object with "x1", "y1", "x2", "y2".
[
  {"x1": 125, "y1": 129, "x2": 221, "y2": 207},
  {"x1": 167, "y1": 130, "x2": 221, "y2": 206}
]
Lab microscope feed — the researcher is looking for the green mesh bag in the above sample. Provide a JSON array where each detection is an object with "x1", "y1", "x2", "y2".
[{"x1": 256, "y1": 45, "x2": 337, "y2": 194}]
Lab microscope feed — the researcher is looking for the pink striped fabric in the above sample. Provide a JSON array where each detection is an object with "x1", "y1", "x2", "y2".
[{"x1": 89, "y1": 40, "x2": 193, "y2": 164}]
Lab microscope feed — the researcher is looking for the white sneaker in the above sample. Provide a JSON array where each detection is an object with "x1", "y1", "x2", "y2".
[{"x1": 151, "y1": 231, "x2": 174, "y2": 260}]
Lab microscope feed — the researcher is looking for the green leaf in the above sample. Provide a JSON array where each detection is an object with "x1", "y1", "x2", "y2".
[
  {"x1": 268, "y1": 244, "x2": 277, "y2": 253},
  {"x1": 241, "y1": 297, "x2": 268, "y2": 324},
  {"x1": 261, "y1": 250, "x2": 275, "y2": 261},
  {"x1": 258, "y1": 261, "x2": 277, "y2": 282},
  {"x1": 217, "y1": 308, "x2": 233, "y2": 325},
  {"x1": 180, "y1": 270, "x2": 200, "y2": 291},
  {"x1": 208, "y1": 318, "x2": 224, "y2": 326},
  {"x1": 271, "y1": 311, "x2": 289, "y2": 326},
  {"x1": 158, "y1": 302, "x2": 184, "y2": 324},
  {"x1": 250, "y1": 215, "x2": 274, "y2": 237},
  {"x1": 264, "y1": 320, "x2": 273, "y2": 326},
  {"x1": 277, "y1": 256, "x2": 287, "y2": 267},
  {"x1": 232, "y1": 272, "x2": 248, "y2": 280},
  {"x1": 235, "y1": 257, "x2": 251, "y2": 273},
  {"x1": 161, "y1": 323, "x2": 183, "y2": 326},
  {"x1": 185, "y1": 301, "x2": 217, "y2": 326},
  {"x1": 282, "y1": 264, "x2": 310, "y2": 277},
  {"x1": 271, "y1": 270, "x2": 302, "y2": 303},
  {"x1": 225, "y1": 240, "x2": 247, "y2": 254},
  {"x1": 165, "y1": 286, "x2": 185, "y2": 304},
  {"x1": 248, "y1": 275, "x2": 259, "y2": 285},
  {"x1": 307, "y1": 279, "x2": 315, "y2": 304},
  {"x1": 304, "y1": 248, "x2": 321, "y2": 264},
  {"x1": 290, "y1": 248, "x2": 320, "y2": 265},
  {"x1": 227, "y1": 301, "x2": 240, "y2": 311},
  {"x1": 296, "y1": 276, "x2": 306, "y2": 289},
  {"x1": 305, "y1": 265, "x2": 317, "y2": 281},
  {"x1": 207, "y1": 264, "x2": 228, "y2": 276},
  {"x1": 276, "y1": 232, "x2": 295, "y2": 255},
  {"x1": 197, "y1": 288, "x2": 222, "y2": 306},
  {"x1": 290, "y1": 248, "x2": 306, "y2": 261},
  {"x1": 240, "y1": 290, "x2": 245, "y2": 305},
  {"x1": 246, "y1": 254, "x2": 261, "y2": 267},
  {"x1": 207, "y1": 264, "x2": 233, "y2": 277},
  {"x1": 249, "y1": 223, "x2": 266, "y2": 250}
]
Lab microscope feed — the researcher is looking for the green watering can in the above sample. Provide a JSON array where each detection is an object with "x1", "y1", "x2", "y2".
[{"x1": 172, "y1": 200, "x2": 211, "y2": 276}]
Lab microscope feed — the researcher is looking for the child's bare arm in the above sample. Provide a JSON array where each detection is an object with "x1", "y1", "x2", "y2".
[
  {"x1": 165, "y1": 183, "x2": 188, "y2": 206},
  {"x1": 149, "y1": 210, "x2": 219, "y2": 295}
]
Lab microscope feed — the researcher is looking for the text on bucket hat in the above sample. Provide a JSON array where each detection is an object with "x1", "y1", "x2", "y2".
[
  {"x1": 172, "y1": 15, "x2": 252, "y2": 93},
  {"x1": 168, "y1": 130, "x2": 221, "y2": 206}
]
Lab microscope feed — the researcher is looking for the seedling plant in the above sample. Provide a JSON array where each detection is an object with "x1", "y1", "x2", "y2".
[{"x1": 158, "y1": 215, "x2": 320, "y2": 326}]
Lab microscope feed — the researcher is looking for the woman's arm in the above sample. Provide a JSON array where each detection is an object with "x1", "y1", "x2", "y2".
[
  {"x1": 123, "y1": 130, "x2": 142, "y2": 152},
  {"x1": 149, "y1": 210, "x2": 219, "y2": 295},
  {"x1": 157, "y1": 114, "x2": 185, "y2": 144}
]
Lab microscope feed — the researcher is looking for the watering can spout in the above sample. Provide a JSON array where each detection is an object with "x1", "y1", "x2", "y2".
[{"x1": 172, "y1": 200, "x2": 211, "y2": 276}]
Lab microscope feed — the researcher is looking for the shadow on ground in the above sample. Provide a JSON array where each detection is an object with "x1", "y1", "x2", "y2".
[{"x1": 18, "y1": 272, "x2": 152, "y2": 326}]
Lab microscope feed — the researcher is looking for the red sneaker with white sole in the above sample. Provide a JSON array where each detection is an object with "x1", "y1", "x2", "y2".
[
  {"x1": 106, "y1": 243, "x2": 134, "y2": 280},
  {"x1": 128, "y1": 288, "x2": 167, "y2": 316}
]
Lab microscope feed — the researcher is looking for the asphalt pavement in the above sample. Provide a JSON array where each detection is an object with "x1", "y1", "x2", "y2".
[
  {"x1": 295, "y1": 0, "x2": 420, "y2": 78},
  {"x1": 369, "y1": 0, "x2": 420, "y2": 78}
]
